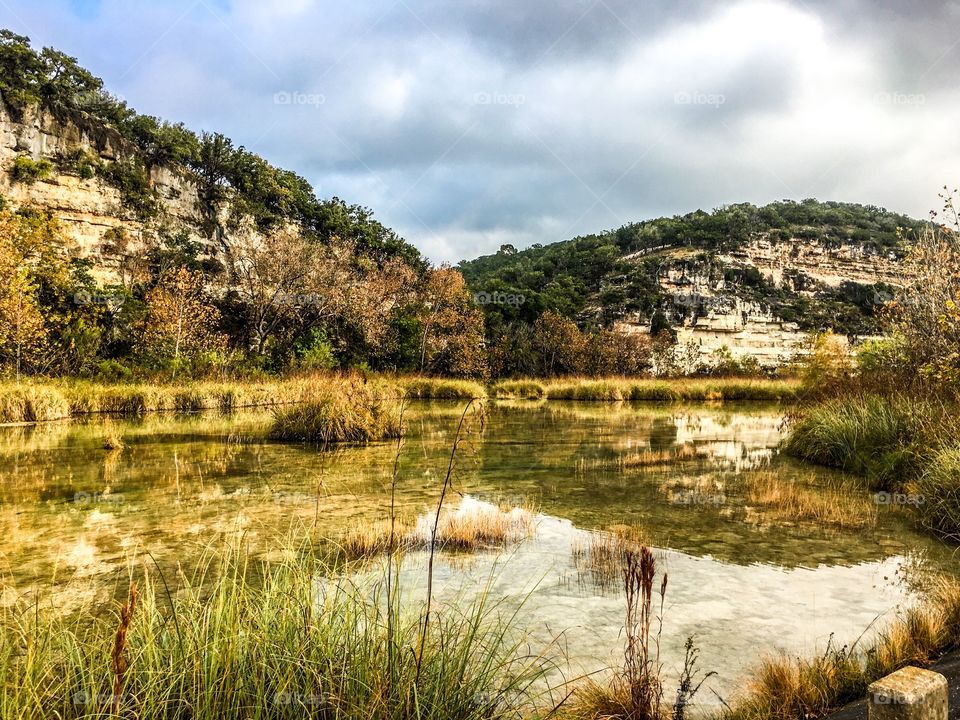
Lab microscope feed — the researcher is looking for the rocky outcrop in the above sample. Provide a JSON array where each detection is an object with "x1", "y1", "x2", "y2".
[
  {"x1": 0, "y1": 99, "x2": 208, "y2": 280},
  {"x1": 618, "y1": 240, "x2": 900, "y2": 367}
]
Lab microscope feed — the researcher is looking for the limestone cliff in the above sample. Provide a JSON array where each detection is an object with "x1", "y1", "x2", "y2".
[{"x1": 0, "y1": 98, "x2": 216, "y2": 281}]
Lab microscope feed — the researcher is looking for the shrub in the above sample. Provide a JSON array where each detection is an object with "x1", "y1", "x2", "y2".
[{"x1": 10, "y1": 155, "x2": 53, "y2": 184}]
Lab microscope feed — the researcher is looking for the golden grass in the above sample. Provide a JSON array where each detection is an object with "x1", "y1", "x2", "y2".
[
  {"x1": 540, "y1": 377, "x2": 799, "y2": 403},
  {"x1": 742, "y1": 471, "x2": 878, "y2": 529},
  {"x1": 725, "y1": 577, "x2": 960, "y2": 720},
  {"x1": 0, "y1": 382, "x2": 71, "y2": 423},
  {"x1": 399, "y1": 377, "x2": 487, "y2": 399},
  {"x1": 571, "y1": 525, "x2": 650, "y2": 589},
  {"x1": 269, "y1": 377, "x2": 402, "y2": 443},
  {"x1": 340, "y1": 499, "x2": 536, "y2": 559},
  {"x1": 101, "y1": 417, "x2": 125, "y2": 450}
]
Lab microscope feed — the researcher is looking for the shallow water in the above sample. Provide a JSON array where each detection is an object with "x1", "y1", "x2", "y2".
[{"x1": 0, "y1": 400, "x2": 953, "y2": 704}]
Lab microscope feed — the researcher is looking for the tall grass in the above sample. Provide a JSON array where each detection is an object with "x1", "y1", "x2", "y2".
[
  {"x1": 400, "y1": 377, "x2": 487, "y2": 400},
  {"x1": 724, "y1": 576, "x2": 960, "y2": 720},
  {"x1": 541, "y1": 378, "x2": 798, "y2": 403},
  {"x1": 782, "y1": 394, "x2": 932, "y2": 490},
  {"x1": 0, "y1": 383, "x2": 70, "y2": 423},
  {"x1": 269, "y1": 378, "x2": 402, "y2": 443},
  {"x1": 0, "y1": 534, "x2": 553, "y2": 720}
]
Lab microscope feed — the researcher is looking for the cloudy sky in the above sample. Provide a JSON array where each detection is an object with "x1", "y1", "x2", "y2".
[{"x1": 2, "y1": 0, "x2": 958, "y2": 262}]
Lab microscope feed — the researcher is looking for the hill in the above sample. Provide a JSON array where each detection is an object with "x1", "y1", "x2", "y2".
[{"x1": 459, "y1": 200, "x2": 924, "y2": 368}]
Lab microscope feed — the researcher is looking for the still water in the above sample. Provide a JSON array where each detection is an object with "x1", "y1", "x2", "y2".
[{"x1": 0, "y1": 400, "x2": 952, "y2": 704}]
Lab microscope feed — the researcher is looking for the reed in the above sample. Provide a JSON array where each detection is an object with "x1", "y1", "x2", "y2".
[
  {"x1": 0, "y1": 382, "x2": 70, "y2": 423},
  {"x1": 269, "y1": 378, "x2": 402, "y2": 443},
  {"x1": 101, "y1": 417, "x2": 125, "y2": 451},
  {"x1": 400, "y1": 377, "x2": 488, "y2": 399},
  {"x1": 489, "y1": 380, "x2": 546, "y2": 399},
  {"x1": 0, "y1": 533, "x2": 553, "y2": 720},
  {"x1": 540, "y1": 378, "x2": 798, "y2": 403},
  {"x1": 742, "y1": 471, "x2": 878, "y2": 529}
]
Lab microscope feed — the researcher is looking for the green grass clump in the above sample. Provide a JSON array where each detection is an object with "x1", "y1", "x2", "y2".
[
  {"x1": 914, "y1": 447, "x2": 960, "y2": 542},
  {"x1": 0, "y1": 383, "x2": 70, "y2": 423},
  {"x1": 270, "y1": 379, "x2": 402, "y2": 443},
  {"x1": 783, "y1": 394, "x2": 929, "y2": 490},
  {"x1": 0, "y1": 536, "x2": 550, "y2": 720},
  {"x1": 401, "y1": 377, "x2": 487, "y2": 399}
]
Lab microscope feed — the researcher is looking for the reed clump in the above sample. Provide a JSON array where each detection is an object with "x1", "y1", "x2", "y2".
[
  {"x1": 269, "y1": 378, "x2": 402, "y2": 443},
  {"x1": 540, "y1": 378, "x2": 798, "y2": 403},
  {"x1": 743, "y1": 471, "x2": 878, "y2": 529},
  {"x1": 400, "y1": 377, "x2": 487, "y2": 399},
  {"x1": 340, "y1": 500, "x2": 536, "y2": 558},
  {"x1": 571, "y1": 525, "x2": 649, "y2": 590},
  {"x1": 101, "y1": 417, "x2": 125, "y2": 450},
  {"x1": 489, "y1": 379, "x2": 546, "y2": 399},
  {"x1": 0, "y1": 382, "x2": 70, "y2": 423},
  {"x1": 0, "y1": 535, "x2": 551, "y2": 720}
]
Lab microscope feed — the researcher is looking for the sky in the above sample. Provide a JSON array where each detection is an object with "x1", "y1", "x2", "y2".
[{"x1": 2, "y1": 0, "x2": 959, "y2": 263}]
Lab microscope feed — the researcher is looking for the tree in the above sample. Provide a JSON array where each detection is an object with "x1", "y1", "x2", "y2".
[
  {"x1": 143, "y1": 267, "x2": 225, "y2": 374},
  {"x1": 533, "y1": 311, "x2": 587, "y2": 376},
  {"x1": 417, "y1": 266, "x2": 486, "y2": 377}
]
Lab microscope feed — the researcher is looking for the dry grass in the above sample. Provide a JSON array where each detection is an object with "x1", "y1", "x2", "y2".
[
  {"x1": 0, "y1": 383, "x2": 71, "y2": 423},
  {"x1": 742, "y1": 472, "x2": 878, "y2": 529},
  {"x1": 540, "y1": 377, "x2": 799, "y2": 403},
  {"x1": 400, "y1": 377, "x2": 487, "y2": 399},
  {"x1": 571, "y1": 525, "x2": 650, "y2": 590},
  {"x1": 269, "y1": 378, "x2": 402, "y2": 443},
  {"x1": 725, "y1": 577, "x2": 960, "y2": 720},
  {"x1": 340, "y1": 499, "x2": 536, "y2": 559},
  {"x1": 101, "y1": 417, "x2": 125, "y2": 450}
]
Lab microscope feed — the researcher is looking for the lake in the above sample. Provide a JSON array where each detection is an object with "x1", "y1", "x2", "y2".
[{"x1": 0, "y1": 400, "x2": 951, "y2": 705}]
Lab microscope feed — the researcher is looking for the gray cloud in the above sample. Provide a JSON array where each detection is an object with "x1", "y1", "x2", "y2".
[{"x1": 2, "y1": 0, "x2": 958, "y2": 262}]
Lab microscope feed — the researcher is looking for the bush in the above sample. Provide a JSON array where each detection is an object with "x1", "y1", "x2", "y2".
[{"x1": 11, "y1": 155, "x2": 53, "y2": 184}]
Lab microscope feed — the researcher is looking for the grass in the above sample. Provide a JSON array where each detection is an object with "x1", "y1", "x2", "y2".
[
  {"x1": 340, "y1": 499, "x2": 536, "y2": 559},
  {"x1": 782, "y1": 394, "x2": 932, "y2": 490},
  {"x1": 0, "y1": 382, "x2": 70, "y2": 423},
  {"x1": 101, "y1": 417, "x2": 125, "y2": 451},
  {"x1": 783, "y1": 392, "x2": 960, "y2": 540},
  {"x1": 571, "y1": 525, "x2": 650, "y2": 590},
  {"x1": 0, "y1": 532, "x2": 553, "y2": 720},
  {"x1": 400, "y1": 377, "x2": 487, "y2": 399},
  {"x1": 489, "y1": 380, "x2": 545, "y2": 399},
  {"x1": 269, "y1": 378, "x2": 402, "y2": 443},
  {"x1": 724, "y1": 576, "x2": 960, "y2": 720},
  {"x1": 539, "y1": 377, "x2": 798, "y2": 403},
  {"x1": 742, "y1": 471, "x2": 878, "y2": 529}
]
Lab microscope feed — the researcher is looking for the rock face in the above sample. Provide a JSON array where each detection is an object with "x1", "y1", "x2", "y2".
[
  {"x1": 0, "y1": 98, "x2": 209, "y2": 281},
  {"x1": 617, "y1": 239, "x2": 903, "y2": 367}
]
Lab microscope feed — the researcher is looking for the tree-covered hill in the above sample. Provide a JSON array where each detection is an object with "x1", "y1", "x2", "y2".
[{"x1": 458, "y1": 199, "x2": 924, "y2": 336}]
